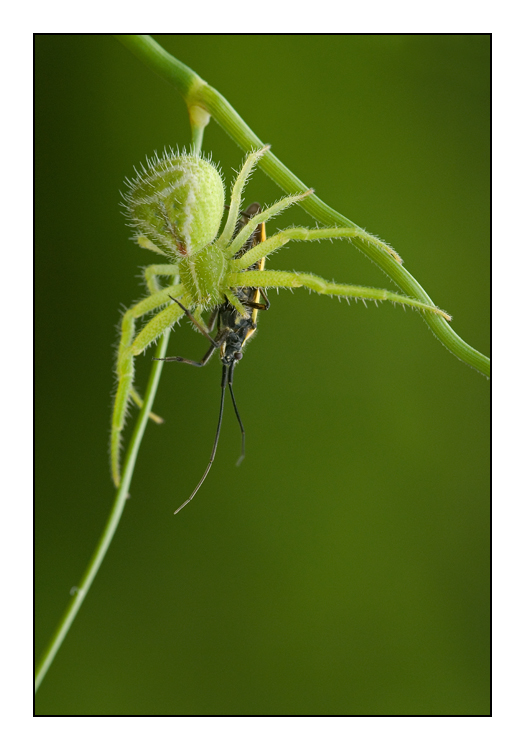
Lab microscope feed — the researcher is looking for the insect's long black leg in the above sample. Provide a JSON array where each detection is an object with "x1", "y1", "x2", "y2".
[
  {"x1": 207, "y1": 306, "x2": 219, "y2": 332},
  {"x1": 243, "y1": 294, "x2": 270, "y2": 311},
  {"x1": 168, "y1": 295, "x2": 218, "y2": 345},
  {"x1": 153, "y1": 340, "x2": 219, "y2": 367},
  {"x1": 173, "y1": 365, "x2": 229, "y2": 515},
  {"x1": 153, "y1": 300, "x2": 226, "y2": 366},
  {"x1": 227, "y1": 362, "x2": 246, "y2": 466},
  {"x1": 258, "y1": 289, "x2": 270, "y2": 310}
]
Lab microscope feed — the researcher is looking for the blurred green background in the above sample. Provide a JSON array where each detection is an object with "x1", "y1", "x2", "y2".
[{"x1": 35, "y1": 35, "x2": 489, "y2": 716}]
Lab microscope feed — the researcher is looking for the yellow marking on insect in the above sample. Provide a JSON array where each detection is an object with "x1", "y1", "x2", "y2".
[{"x1": 244, "y1": 220, "x2": 266, "y2": 344}]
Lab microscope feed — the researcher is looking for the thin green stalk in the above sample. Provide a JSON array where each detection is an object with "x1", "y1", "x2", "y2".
[
  {"x1": 35, "y1": 335, "x2": 169, "y2": 692},
  {"x1": 35, "y1": 126, "x2": 205, "y2": 693},
  {"x1": 116, "y1": 34, "x2": 489, "y2": 378}
]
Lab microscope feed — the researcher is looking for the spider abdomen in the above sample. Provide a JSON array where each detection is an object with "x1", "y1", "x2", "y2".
[{"x1": 123, "y1": 151, "x2": 225, "y2": 259}]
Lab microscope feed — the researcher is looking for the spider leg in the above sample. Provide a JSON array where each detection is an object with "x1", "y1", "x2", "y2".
[
  {"x1": 125, "y1": 263, "x2": 180, "y2": 418},
  {"x1": 129, "y1": 386, "x2": 164, "y2": 424},
  {"x1": 217, "y1": 145, "x2": 270, "y2": 250},
  {"x1": 226, "y1": 269, "x2": 451, "y2": 320},
  {"x1": 225, "y1": 190, "x2": 313, "y2": 259},
  {"x1": 111, "y1": 283, "x2": 184, "y2": 486},
  {"x1": 231, "y1": 226, "x2": 402, "y2": 272},
  {"x1": 143, "y1": 263, "x2": 179, "y2": 293},
  {"x1": 224, "y1": 289, "x2": 248, "y2": 318}
]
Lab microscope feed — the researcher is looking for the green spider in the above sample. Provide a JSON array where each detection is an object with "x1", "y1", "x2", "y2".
[{"x1": 112, "y1": 145, "x2": 450, "y2": 492}]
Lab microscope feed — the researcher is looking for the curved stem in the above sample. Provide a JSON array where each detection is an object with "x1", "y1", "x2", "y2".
[
  {"x1": 116, "y1": 34, "x2": 489, "y2": 378},
  {"x1": 35, "y1": 333, "x2": 170, "y2": 692},
  {"x1": 35, "y1": 120, "x2": 206, "y2": 693}
]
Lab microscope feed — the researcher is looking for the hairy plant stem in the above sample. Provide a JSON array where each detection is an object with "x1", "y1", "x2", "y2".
[
  {"x1": 35, "y1": 123, "x2": 206, "y2": 693},
  {"x1": 116, "y1": 34, "x2": 489, "y2": 377}
]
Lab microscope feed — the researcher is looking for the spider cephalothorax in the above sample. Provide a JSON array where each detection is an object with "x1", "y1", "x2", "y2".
[{"x1": 112, "y1": 145, "x2": 450, "y2": 493}]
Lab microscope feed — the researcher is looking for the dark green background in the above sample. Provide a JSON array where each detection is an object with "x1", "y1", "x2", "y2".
[{"x1": 35, "y1": 35, "x2": 490, "y2": 716}]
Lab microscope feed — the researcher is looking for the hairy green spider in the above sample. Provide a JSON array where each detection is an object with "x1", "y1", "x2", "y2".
[{"x1": 112, "y1": 145, "x2": 450, "y2": 489}]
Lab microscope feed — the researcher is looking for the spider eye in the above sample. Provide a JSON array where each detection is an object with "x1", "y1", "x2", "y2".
[{"x1": 234, "y1": 351, "x2": 243, "y2": 361}]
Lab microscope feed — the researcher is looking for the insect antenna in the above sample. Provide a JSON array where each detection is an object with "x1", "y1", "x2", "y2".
[
  {"x1": 173, "y1": 364, "x2": 228, "y2": 515},
  {"x1": 227, "y1": 362, "x2": 246, "y2": 466}
]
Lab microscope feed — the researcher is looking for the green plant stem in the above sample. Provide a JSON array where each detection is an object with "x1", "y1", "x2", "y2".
[
  {"x1": 116, "y1": 34, "x2": 489, "y2": 378},
  {"x1": 35, "y1": 125, "x2": 206, "y2": 694},
  {"x1": 35, "y1": 335, "x2": 170, "y2": 693}
]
